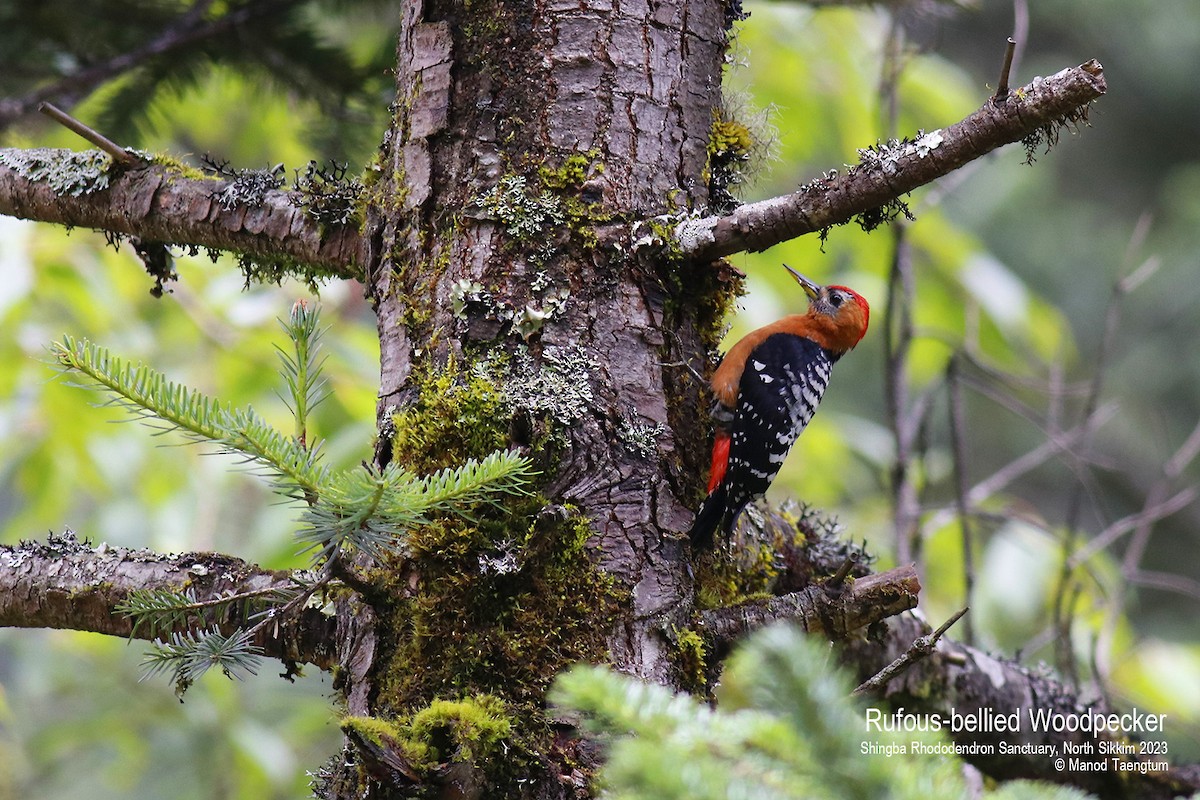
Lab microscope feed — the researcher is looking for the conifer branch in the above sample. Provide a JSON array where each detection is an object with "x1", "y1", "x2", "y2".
[
  {"x1": 297, "y1": 452, "x2": 536, "y2": 563},
  {"x1": 53, "y1": 335, "x2": 328, "y2": 498},
  {"x1": 116, "y1": 584, "x2": 302, "y2": 639},
  {"x1": 276, "y1": 299, "x2": 330, "y2": 447},
  {"x1": 140, "y1": 626, "x2": 263, "y2": 696}
]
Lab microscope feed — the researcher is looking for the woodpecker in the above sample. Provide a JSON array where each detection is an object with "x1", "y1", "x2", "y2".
[{"x1": 689, "y1": 266, "x2": 870, "y2": 548}]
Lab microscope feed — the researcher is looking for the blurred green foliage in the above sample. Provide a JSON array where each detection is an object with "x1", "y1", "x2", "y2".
[
  {"x1": 553, "y1": 623, "x2": 1092, "y2": 800},
  {"x1": 2, "y1": 0, "x2": 1200, "y2": 795},
  {"x1": 0, "y1": 4, "x2": 385, "y2": 791},
  {"x1": 722, "y1": 1, "x2": 1200, "y2": 763}
]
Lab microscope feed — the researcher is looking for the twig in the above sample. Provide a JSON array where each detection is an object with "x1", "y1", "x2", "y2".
[
  {"x1": 1053, "y1": 246, "x2": 1150, "y2": 677},
  {"x1": 1070, "y1": 486, "x2": 1197, "y2": 568},
  {"x1": 994, "y1": 38, "x2": 1017, "y2": 100},
  {"x1": 923, "y1": 402, "x2": 1118, "y2": 534},
  {"x1": 852, "y1": 607, "x2": 968, "y2": 696},
  {"x1": 885, "y1": 226, "x2": 922, "y2": 566},
  {"x1": 38, "y1": 102, "x2": 139, "y2": 166},
  {"x1": 825, "y1": 553, "x2": 859, "y2": 591},
  {"x1": 1095, "y1": 416, "x2": 1200, "y2": 680},
  {"x1": 946, "y1": 354, "x2": 976, "y2": 646}
]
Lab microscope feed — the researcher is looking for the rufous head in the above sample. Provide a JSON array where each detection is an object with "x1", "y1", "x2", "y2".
[{"x1": 783, "y1": 264, "x2": 870, "y2": 351}]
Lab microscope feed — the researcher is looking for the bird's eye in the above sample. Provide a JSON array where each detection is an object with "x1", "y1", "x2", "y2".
[{"x1": 829, "y1": 292, "x2": 844, "y2": 308}]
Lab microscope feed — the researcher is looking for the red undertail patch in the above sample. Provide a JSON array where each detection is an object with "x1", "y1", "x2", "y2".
[{"x1": 707, "y1": 429, "x2": 731, "y2": 494}]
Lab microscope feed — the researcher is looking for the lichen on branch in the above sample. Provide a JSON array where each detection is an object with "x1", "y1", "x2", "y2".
[{"x1": 674, "y1": 60, "x2": 1107, "y2": 261}]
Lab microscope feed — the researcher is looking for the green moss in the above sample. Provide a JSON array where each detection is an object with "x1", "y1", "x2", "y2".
[
  {"x1": 366, "y1": 497, "x2": 623, "y2": 794},
  {"x1": 147, "y1": 152, "x2": 209, "y2": 181},
  {"x1": 693, "y1": 538, "x2": 779, "y2": 611},
  {"x1": 706, "y1": 108, "x2": 755, "y2": 214},
  {"x1": 675, "y1": 628, "x2": 708, "y2": 691},
  {"x1": 377, "y1": 499, "x2": 621, "y2": 701},
  {"x1": 341, "y1": 714, "x2": 434, "y2": 770},
  {"x1": 537, "y1": 151, "x2": 596, "y2": 192},
  {"x1": 707, "y1": 112, "x2": 753, "y2": 163},
  {"x1": 341, "y1": 696, "x2": 511, "y2": 782},
  {"x1": 234, "y1": 251, "x2": 353, "y2": 292},
  {"x1": 389, "y1": 361, "x2": 509, "y2": 473},
  {"x1": 410, "y1": 695, "x2": 512, "y2": 763}
]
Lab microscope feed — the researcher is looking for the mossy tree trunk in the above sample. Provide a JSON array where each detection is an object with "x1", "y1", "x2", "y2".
[{"x1": 336, "y1": 0, "x2": 732, "y2": 795}]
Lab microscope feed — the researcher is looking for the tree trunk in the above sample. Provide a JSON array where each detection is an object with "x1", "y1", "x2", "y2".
[{"x1": 335, "y1": 0, "x2": 731, "y2": 794}]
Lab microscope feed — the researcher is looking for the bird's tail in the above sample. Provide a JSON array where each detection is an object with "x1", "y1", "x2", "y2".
[{"x1": 688, "y1": 483, "x2": 728, "y2": 549}]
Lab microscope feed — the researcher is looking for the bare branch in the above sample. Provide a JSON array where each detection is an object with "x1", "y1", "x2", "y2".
[
  {"x1": 39, "y1": 102, "x2": 140, "y2": 167},
  {"x1": 675, "y1": 60, "x2": 1106, "y2": 261},
  {"x1": 0, "y1": 150, "x2": 364, "y2": 278},
  {"x1": 852, "y1": 606, "x2": 967, "y2": 696},
  {"x1": 1070, "y1": 486, "x2": 1197, "y2": 568},
  {"x1": 923, "y1": 402, "x2": 1118, "y2": 533},
  {"x1": 697, "y1": 564, "x2": 920, "y2": 651},
  {"x1": 994, "y1": 38, "x2": 1017, "y2": 100},
  {"x1": 946, "y1": 355, "x2": 976, "y2": 645},
  {"x1": 0, "y1": 532, "x2": 337, "y2": 670}
]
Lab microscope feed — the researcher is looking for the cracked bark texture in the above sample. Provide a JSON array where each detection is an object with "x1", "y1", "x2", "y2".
[
  {"x1": 361, "y1": 0, "x2": 723, "y2": 713},
  {"x1": 0, "y1": 533, "x2": 337, "y2": 669},
  {"x1": 0, "y1": 153, "x2": 365, "y2": 275}
]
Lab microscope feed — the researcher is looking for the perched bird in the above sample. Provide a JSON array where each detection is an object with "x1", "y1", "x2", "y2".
[{"x1": 689, "y1": 266, "x2": 870, "y2": 547}]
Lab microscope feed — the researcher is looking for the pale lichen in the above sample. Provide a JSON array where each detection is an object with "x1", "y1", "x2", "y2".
[
  {"x1": 513, "y1": 287, "x2": 569, "y2": 339},
  {"x1": 483, "y1": 344, "x2": 595, "y2": 426},
  {"x1": 214, "y1": 164, "x2": 284, "y2": 210},
  {"x1": 0, "y1": 148, "x2": 112, "y2": 196},
  {"x1": 617, "y1": 412, "x2": 665, "y2": 459},
  {"x1": 472, "y1": 175, "x2": 565, "y2": 239}
]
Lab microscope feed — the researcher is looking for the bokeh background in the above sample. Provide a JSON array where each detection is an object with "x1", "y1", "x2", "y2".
[{"x1": 1, "y1": 1, "x2": 1198, "y2": 796}]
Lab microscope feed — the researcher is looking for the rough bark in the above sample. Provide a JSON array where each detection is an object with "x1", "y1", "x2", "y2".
[
  {"x1": 676, "y1": 60, "x2": 1107, "y2": 261},
  {"x1": 360, "y1": 0, "x2": 727, "y2": 712},
  {"x1": 0, "y1": 151, "x2": 364, "y2": 276},
  {"x1": 698, "y1": 564, "x2": 920, "y2": 648},
  {"x1": 0, "y1": 531, "x2": 336, "y2": 669}
]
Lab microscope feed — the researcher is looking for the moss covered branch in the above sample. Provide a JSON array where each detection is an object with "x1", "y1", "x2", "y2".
[
  {"x1": 0, "y1": 148, "x2": 365, "y2": 279},
  {"x1": 0, "y1": 531, "x2": 337, "y2": 669}
]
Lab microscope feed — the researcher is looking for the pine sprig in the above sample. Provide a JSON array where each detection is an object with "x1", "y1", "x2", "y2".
[
  {"x1": 297, "y1": 451, "x2": 536, "y2": 563},
  {"x1": 116, "y1": 585, "x2": 302, "y2": 640},
  {"x1": 53, "y1": 335, "x2": 327, "y2": 498},
  {"x1": 54, "y1": 303, "x2": 540, "y2": 694},
  {"x1": 275, "y1": 299, "x2": 330, "y2": 446},
  {"x1": 396, "y1": 449, "x2": 536, "y2": 517},
  {"x1": 140, "y1": 627, "x2": 263, "y2": 697}
]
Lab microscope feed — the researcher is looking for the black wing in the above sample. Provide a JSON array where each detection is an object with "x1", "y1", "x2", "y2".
[{"x1": 723, "y1": 333, "x2": 833, "y2": 515}]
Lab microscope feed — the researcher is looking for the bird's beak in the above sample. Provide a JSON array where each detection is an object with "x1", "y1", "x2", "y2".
[{"x1": 783, "y1": 264, "x2": 821, "y2": 302}]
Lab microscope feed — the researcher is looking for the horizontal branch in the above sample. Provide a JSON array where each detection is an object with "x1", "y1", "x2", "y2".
[
  {"x1": 843, "y1": 612, "x2": 1200, "y2": 799},
  {"x1": 0, "y1": 531, "x2": 337, "y2": 670},
  {"x1": 677, "y1": 59, "x2": 1107, "y2": 261},
  {"x1": 699, "y1": 564, "x2": 920, "y2": 650},
  {"x1": 0, "y1": 149, "x2": 365, "y2": 278}
]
